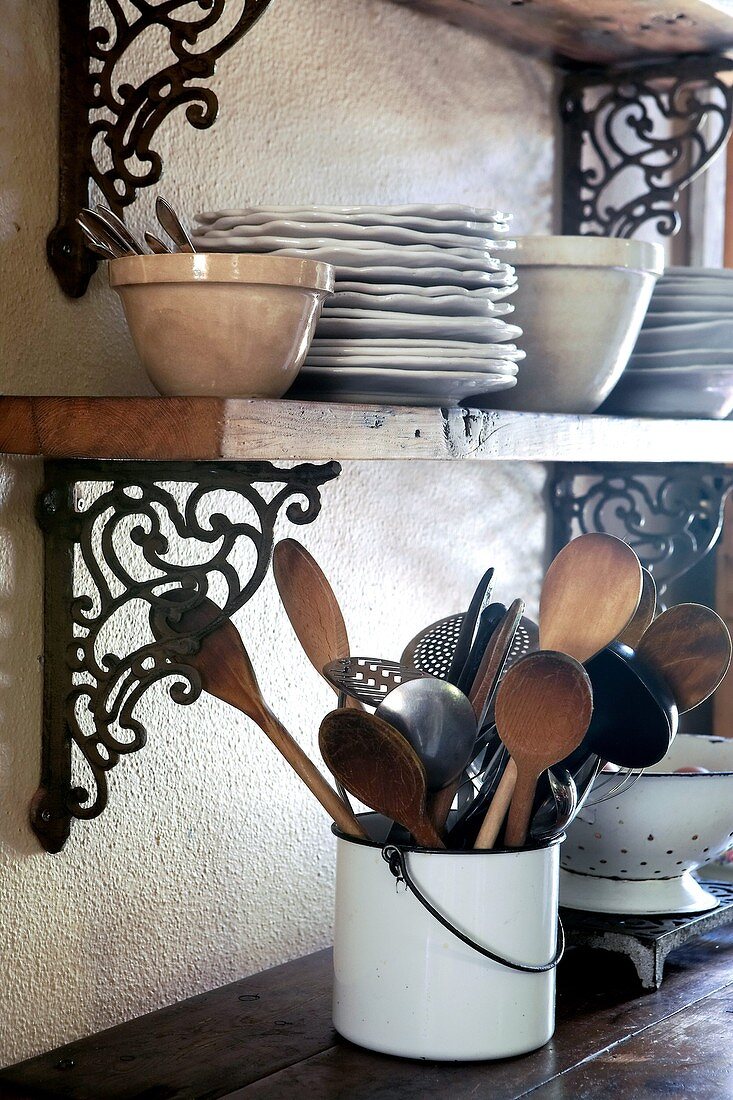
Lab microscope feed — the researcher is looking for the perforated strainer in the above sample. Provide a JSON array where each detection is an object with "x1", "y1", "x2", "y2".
[{"x1": 401, "y1": 613, "x2": 538, "y2": 681}]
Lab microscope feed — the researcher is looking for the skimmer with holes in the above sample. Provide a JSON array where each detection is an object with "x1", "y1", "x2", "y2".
[{"x1": 323, "y1": 657, "x2": 429, "y2": 708}]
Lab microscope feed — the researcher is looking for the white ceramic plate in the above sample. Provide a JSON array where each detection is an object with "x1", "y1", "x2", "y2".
[
  {"x1": 665, "y1": 266, "x2": 733, "y2": 278},
  {"x1": 634, "y1": 319, "x2": 733, "y2": 353},
  {"x1": 656, "y1": 279, "x2": 733, "y2": 297},
  {"x1": 316, "y1": 313, "x2": 521, "y2": 342},
  {"x1": 602, "y1": 365, "x2": 733, "y2": 419},
  {"x1": 629, "y1": 348, "x2": 733, "y2": 367},
  {"x1": 194, "y1": 218, "x2": 512, "y2": 251},
  {"x1": 330, "y1": 291, "x2": 513, "y2": 317},
  {"x1": 310, "y1": 340, "x2": 525, "y2": 359},
  {"x1": 191, "y1": 237, "x2": 512, "y2": 270},
  {"x1": 290, "y1": 366, "x2": 517, "y2": 406},
  {"x1": 330, "y1": 266, "x2": 517, "y2": 288},
  {"x1": 335, "y1": 280, "x2": 517, "y2": 300},
  {"x1": 196, "y1": 203, "x2": 510, "y2": 225},
  {"x1": 305, "y1": 355, "x2": 519, "y2": 373},
  {"x1": 197, "y1": 211, "x2": 510, "y2": 238},
  {"x1": 646, "y1": 300, "x2": 733, "y2": 315}
]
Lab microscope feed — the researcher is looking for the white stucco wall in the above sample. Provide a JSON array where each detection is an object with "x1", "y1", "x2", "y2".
[{"x1": 0, "y1": 0, "x2": 554, "y2": 1066}]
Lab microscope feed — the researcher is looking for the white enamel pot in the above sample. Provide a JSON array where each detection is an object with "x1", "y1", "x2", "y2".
[
  {"x1": 560, "y1": 734, "x2": 733, "y2": 915},
  {"x1": 332, "y1": 815, "x2": 562, "y2": 1061}
]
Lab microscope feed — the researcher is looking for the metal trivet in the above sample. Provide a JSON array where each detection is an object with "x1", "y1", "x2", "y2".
[{"x1": 561, "y1": 881, "x2": 733, "y2": 991}]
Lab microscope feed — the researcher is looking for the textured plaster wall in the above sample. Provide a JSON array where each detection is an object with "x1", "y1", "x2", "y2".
[{"x1": 0, "y1": 0, "x2": 554, "y2": 1065}]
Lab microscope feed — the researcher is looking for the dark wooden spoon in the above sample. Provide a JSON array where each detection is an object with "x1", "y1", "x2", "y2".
[
  {"x1": 636, "y1": 602, "x2": 732, "y2": 712},
  {"x1": 617, "y1": 567, "x2": 657, "y2": 649},
  {"x1": 151, "y1": 593, "x2": 365, "y2": 838},
  {"x1": 497, "y1": 651, "x2": 593, "y2": 848},
  {"x1": 319, "y1": 709, "x2": 445, "y2": 849}
]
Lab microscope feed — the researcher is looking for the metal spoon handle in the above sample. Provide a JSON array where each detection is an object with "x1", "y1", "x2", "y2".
[
  {"x1": 156, "y1": 196, "x2": 195, "y2": 253},
  {"x1": 145, "y1": 231, "x2": 171, "y2": 255},
  {"x1": 94, "y1": 205, "x2": 144, "y2": 254},
  {"x1": 76, "y1": 217, "x2": 127, "y2": 259},
  {"x1": 78, "y1": 209, "x2": 136, "y2": 257}
]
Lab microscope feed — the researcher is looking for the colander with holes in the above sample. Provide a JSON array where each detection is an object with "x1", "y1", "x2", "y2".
[{"x1": 560, "y1": 734, "x2": 733, "y2": 915}]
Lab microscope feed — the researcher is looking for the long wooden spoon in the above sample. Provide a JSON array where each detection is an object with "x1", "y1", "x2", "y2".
[
  {"x1": 636, "y1": 603, "x2": 732, "y2": 712},
  {"x1": 272, "y1": 538, "x2": 361, "y2": 710},
  {"x1": 539, "y1": 533, "x2": 642, "y2": 664},
  {"x1": 319, "y1": 709, "x2": 445, "y2": 849},
  {"x1": 151, "y1": 594, "x2": 365, "y2": 838},
  {"x1": 617, "y1": 567, "x2": 657, "y2": 649},
  {"x1": 497, "y1": 651, "x2": 593, "y2": 848}
]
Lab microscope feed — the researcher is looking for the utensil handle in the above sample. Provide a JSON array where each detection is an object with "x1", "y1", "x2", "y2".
[
  {"x1": 427, "y1": 779, "x2": 459, "y2": 833},
  {"x1": 259, "y1": 706, "x2": 367, "y2": 839},
  {"x1": 504, "y1": 766, "x2": 539, "y2": 848},
  {"x1": 410, "y1": 817, "x2": 446, "y2": 850},
  {"x1": 473, "y1": 759, "x2": 517, "y2": 849}
]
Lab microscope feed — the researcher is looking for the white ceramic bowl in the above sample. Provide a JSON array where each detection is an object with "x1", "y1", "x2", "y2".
[
  {"x1": 560, "y1": 734, "x2": 733, "y2": 915},
  {"x1": 110, "y1": 253, "x2": 333, "y2": 397},
  {"x1": 487, "y1": 237, "x2": 664, "y2": 413}
]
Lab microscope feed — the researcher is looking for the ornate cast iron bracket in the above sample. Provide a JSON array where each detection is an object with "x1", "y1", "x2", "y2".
[
  {"x1": 550, "y1": 463, "x2": 733, "y2": 598},
  {"x1": 49, "y1": 0, "x2": 273, "y2": 298},
  {"x1": 561, "y1": 54, "x2": 733, "y2": 239},
  {"x1": 31, "y1": 458, "x2": 340, "y2": 853}
]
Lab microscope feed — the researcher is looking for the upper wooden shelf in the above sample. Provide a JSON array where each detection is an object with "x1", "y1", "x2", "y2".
[
  {"x1": 0, "y1": 395, "x2": 732, "y2": 464},
  {"x1": 389, "y1": 1, "x2": 733, "y2": 66}
]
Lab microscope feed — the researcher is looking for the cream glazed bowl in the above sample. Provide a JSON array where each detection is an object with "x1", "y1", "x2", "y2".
[
  {"x1": 560, "y1": 735, "x2": 733, "y2": 916},
  {"x1": 487, "y1": 236, "x2": 664, "y2": 413},
  {"x1": 110, "y1": 252, "x2": 334, "y2": 397}
]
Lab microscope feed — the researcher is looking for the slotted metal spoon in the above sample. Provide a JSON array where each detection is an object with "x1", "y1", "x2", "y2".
[
  {"x1": 323, "y1": 657, "x2": 428, "y2": 708},
  {"x1": 402, "y1": 613, "x2": 538, "y2": 681}
]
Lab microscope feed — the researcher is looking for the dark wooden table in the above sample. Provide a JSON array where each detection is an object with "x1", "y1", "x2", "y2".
[{"x1": 2, "y1": 929, "x2": 732, "y2": 1099}]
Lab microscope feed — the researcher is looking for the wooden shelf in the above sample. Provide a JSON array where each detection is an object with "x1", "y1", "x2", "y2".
[
  {"x1": 389, "y1": 1, "x2": 733, "y2": 66},
  {"x1": 1, "y1": 395, "x2": 732, "y2": 464}
]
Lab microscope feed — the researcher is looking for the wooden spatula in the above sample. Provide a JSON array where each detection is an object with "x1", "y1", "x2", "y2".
[
  {"x1": 539, "y1": 533, "x2": 642, "y2": 664},
  {"x1": 273, "y1": 538, "x2": 363, "y2": 710},
  {"x1": 617, "y1": 567, "x2": 657, "y2": 649},
  {"x1": 150, "y1": 594, "x2": 365, "y2": 838},
  {"x1": 319, "y1": 709, "x2": 445, "y2": 849},
  {"x1": 497, "y1": 651, "x2": 593, "y2": 848},
  {"x1": 636, "y1": 603, "x2": 732, "y2": 712}
]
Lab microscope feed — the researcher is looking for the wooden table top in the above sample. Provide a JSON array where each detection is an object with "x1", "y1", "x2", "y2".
[{"x1": 1, "y1": 928, "x2": 732, "y2": 1099}]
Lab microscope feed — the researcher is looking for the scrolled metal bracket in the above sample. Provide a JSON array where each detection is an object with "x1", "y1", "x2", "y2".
[
  {"x1": 561, "y1": 54, "x2": 733, "y2": 239},
  {"x1": 49, "y1": 0, "x2": 273, "y2": 298},
  {"x1": 31, "y1": 458, "x2": 340, "y2": 853},
  {"x1": 550, "y1": 463, "x2": 733, "y2": 598}
]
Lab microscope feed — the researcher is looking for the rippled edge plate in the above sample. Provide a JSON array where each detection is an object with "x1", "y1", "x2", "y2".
[{"x1": 305, "y1": 356, "x2": 519, "y2": 373}]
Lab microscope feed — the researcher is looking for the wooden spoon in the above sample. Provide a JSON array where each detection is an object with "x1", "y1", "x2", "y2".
[
  {"x1": 636, "y1": 603, "x2": 732, "y2": 712},
  {"x1": 497, "y1": 651, "x2": 593, "y2": 848},
  {"x1": 319, "y1": 709, "x2": 445, "y2": 849},
  {"x1": 473, "y1": 759, "x2": 517, "y2": 849},
  {"x1": 273, "y1": 538, "x2": 362, "y2": 711},
  {"x1": 469, "y1": 598, "x2": 526, "y2": 726},
  {"x1": 617, "y1": 567, "x2": 657, "y2": 649},
  {"x1": 151, "y1": 594, "x2": 365, "y2": 838},
  {"x1": 539, "y1": 533, "x2": 642, "y2": 664}
]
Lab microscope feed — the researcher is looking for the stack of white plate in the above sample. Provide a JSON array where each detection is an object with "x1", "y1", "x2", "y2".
[
  {"x1": 194, "y1": 205, "x2": 523, "y2": 406},
  {"x1": 602, "y1": 267, "x2": 733, "y2": 420}
]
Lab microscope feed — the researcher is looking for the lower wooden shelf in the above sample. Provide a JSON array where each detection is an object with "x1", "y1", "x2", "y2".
[{"x1": 1, "y1": 395, "x2": 732, "y2": 463}]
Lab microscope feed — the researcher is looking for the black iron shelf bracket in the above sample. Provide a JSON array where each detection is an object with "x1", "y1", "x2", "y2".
[
  {"x1": 49, "y1": 0, "x2": 273, "y2": 298},
  {"x1": 550, "y1": 462, "x2": 733, "y2": 598},
  {"x1": 31, "y1": 457, "x2": 340, "y2": 853},
  {"x1": 561, "y1": 53, "x2": 733, "y2": 239}
]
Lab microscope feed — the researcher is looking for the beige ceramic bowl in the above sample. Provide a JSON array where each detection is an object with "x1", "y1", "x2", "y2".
[
  {"x1": 488, "y1": 236, "x2": 664, "y2": 413},
  {"x1": 110, "y1": 252, "x2": 334, "y2": 397}
]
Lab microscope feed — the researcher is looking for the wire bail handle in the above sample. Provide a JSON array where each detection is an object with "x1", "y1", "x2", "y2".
[{"x1": 382, "y1": 844, "x2": 565, "y2": 974}]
